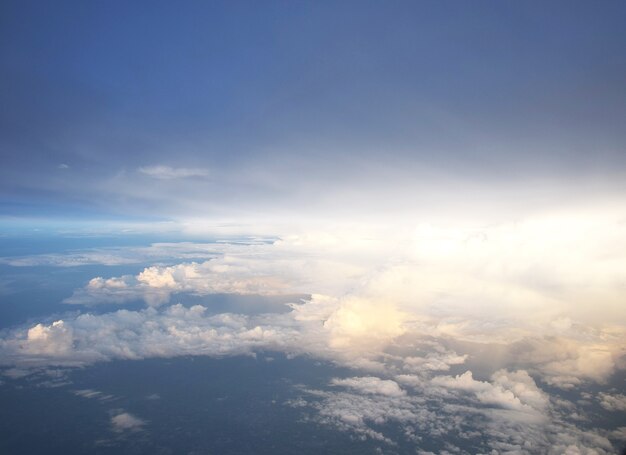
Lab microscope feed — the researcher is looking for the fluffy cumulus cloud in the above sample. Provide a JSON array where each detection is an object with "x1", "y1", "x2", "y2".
[
  {"x1": 62, "y1": 240, "x2": 366, "y2": 306},
  {"x1": 24, "y1": 321, "x2": 74, "y2": 356},
  {"x1": 64, "y1": 260, "x2": 296, "y2": 307},
  {"x1": 1, "y1": 214, "x2": 626, "y2": 452},
  {"x1": 432, "y1": 370, "x2": 549, "y2": 418},
  {"x1": 0, "y1": 304, "x2": 300, "y2": 367}
]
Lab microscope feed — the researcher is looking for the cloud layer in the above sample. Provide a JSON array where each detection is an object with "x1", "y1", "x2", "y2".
[{"x1": 1, "y1": 217, "x2": 626, "y2": 452}]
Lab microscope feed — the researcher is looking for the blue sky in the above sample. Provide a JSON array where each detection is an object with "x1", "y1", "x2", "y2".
[{"x1": 2, "y1": 1, "x2": 626, "y2": 225}]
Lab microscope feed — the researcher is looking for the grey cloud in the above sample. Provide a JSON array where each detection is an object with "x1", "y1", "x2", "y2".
[{"x1": 598, "y1": 392, "x2": 626, "y2": 412}]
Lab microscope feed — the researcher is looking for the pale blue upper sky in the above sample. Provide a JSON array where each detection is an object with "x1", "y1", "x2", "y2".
[{"x1": 1, "y1": 1, "x2": 625, "y2": 223}]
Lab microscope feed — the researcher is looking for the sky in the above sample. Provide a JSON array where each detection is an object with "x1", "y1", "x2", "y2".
[
  {"x1": 1, "y1": 1, "x2": 626, "y2": 454},
  {"x1": 1, "y1": 0, "x2": 626, "y2": 226}
]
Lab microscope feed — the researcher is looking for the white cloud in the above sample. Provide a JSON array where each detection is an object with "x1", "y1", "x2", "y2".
[
  {"x1": 64, "y1": 260, "x2": 295, "y2": 306},
  {"x1": 62, "y1": 240, "x2": 367, "y2": 306},
  {"x1": 322, "y1": 297, "x2": 406, "y2": 351},
  {"x1": 300, "y1": 385, "x2": 427, "y2": 444},
  {"x1": 0, "y1": 304, "x2": 300, "y2": 367},
  {"x1": 111, "y1": 412, "x2": 146, "y2": 431},
  {"x1": 296, "y1": 369, "x2": 614, "y2": 454},
  {"x1": 432, "y1": 370, "x2": 549, "y2": 420},
  {"x1": 25, "y1": 321, "x2": 74, "y2": 356},
  {"x1": 402, "y1": 352, "x2": 467, "y2": 372},
  {"x1": 138, "y1": 165, "x2": 209, "y2": 180},
  {"x1": 74, "y1": 389, "x2": 102, "y2": 399},
  {"x1": 330, "y1": 377, "x2": 406, "y2": 397},
  {"x1": 0, "y1": 299, "x2": 620, "y2": 453},
  {"x1": 4, "y1": 230, "x2": 625, "y2": 389},
  {"x1": 1, "y1": 220, "x2": 626, "y2": 452},
  {"x1": 74, "y1": 389, "x2": 116, "y2": 402}
]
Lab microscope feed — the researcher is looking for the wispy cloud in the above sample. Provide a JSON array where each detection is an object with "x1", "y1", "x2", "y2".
[
  {"x1": 138, "y1": 165, "x2": 209, "y2": 180},
  {"x1": 1, "y1": 242, "x2": 220, "y2": 267},
  {"x1": 74, "y1": 389, "x2": 116, "y2": 402}
]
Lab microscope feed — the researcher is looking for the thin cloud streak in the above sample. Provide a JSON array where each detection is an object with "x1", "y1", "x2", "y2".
[{"x1": 138, "y1": 165, "x2": 210, "y2": 180}]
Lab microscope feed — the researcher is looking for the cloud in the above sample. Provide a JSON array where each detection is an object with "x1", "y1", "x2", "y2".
[
  {"x1": 432, "y1": 370, "x2": 549, "y2": 418},
  {"x1": 611, "y1": 427, "x2": 626, "y2": 441},
  {"x1": 8, "y1": 228, "x2": 625, "y2": 391},
  {"x1": 111, "y1": 412, "x2": 146, "y2": 431},
  {"x1": 298, "y1": 382, "x2": 427, "y2": 444},
  {"x1": 64, "y1": 275, "x2": 169, "y2": 306},
  {"x1": 322, "y1": 297, "x2": 406, "y2": 350},
  {"x1": 62, "y1": 239, "x2": 367, "y2": 306},
  {"x1": 25, "y1": 321, "x2": 74, "y2": 356},
  {"x1": 294, "y1": 369, "x2": 615, "y2": 454},
  {"x1": 402, "y1": 352, "x2": 467, "y2": 372},
  {"x1": 74, "y1": 389, "x2": 116, "y2": 402},
  {"x1": 0, "y1": 304, "x2": 300, "y2": 367},
  {"x1": 138, "y1": 165, "x2": 209, "y2": 180},
  {"x1": 330, "y1": 377, "x2": 406, "y2": 397},
  {"x1": 74, "y1": 389, "x2": 104, "y2": 399},
  {"x1": 0, "y1": 299, "x2": 621, "y2": 453},
  {"x1": 0, "y1": 242, "x2": 221, "y2": 267},
  {"x1": 64, "y1": 260, "x2": 294, "y2": 306},
  {"x1": 494, "y1": 333, "x2": 623, "y2": 388},
  {"x1": 598, "y1": 392, "x2": 626, "y2": 412},
  {"x1": 1, "y1": 224, "x2": 626, "y2": 452}
]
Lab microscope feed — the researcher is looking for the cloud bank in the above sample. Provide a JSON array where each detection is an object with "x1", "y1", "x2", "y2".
[{"x1": 1, "y1": 214, "x2": 626, "y2": 452}]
